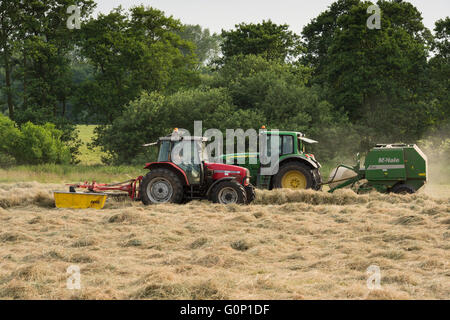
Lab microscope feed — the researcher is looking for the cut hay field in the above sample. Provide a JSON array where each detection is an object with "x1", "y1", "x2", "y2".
[{"x1": 0, "y1": 182, "x2": 448, "y2": 300}]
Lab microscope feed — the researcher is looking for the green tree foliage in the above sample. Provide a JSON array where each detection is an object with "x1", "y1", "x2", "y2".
[
  {"x1": 213, "y1": 55, "x2": 356, "y2": 159},
  {"x1": 14, "y1": 122, "x2": 71, "y2": 164},
  {"x1": 94, "y1": 88, "x2": 264, "y2": 164},
  {"x1": 0, "y1": 112, "x2": 20, "y2": 154},
  {"x1": 0, "y1": 1, "x2": 95, "y2": 162},
  {"x1": 302, "y1": 0, "x2": 360, "y2": 81},
  {"x1": 428, "y1": 17, "x2": 450, "y2": 126},
  {"x1": 15, "y1": 0, "x2": 96, "y2": 124},
  {"x1": 302, "y1": 0, "x2": 433, "y2": 144},
  {"x1": 75, "y1": 6, "x2": 200, "y2": 123},
  {"x1": 96, "y1": 55, "x2": 354, "y2": 163},
  {"x1": 1, "y1": 0, "x2": 448, "y2": 167},
  {"x1": 177, "y1": 24, "x2": 221, "y2": 68},
  {"x1": 0, "y1": 113, "x2": 70, "y2": 164},
  {"x1": 0, "y1": 1, "x2": 21, "y2": 120},
  {"x1": 221, "y1": 20, "x2": 303, "y2": 63}
]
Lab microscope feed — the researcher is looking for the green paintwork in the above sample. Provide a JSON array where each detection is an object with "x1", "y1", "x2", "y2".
[
  {"x1": 329, "y1": 144, "x2": 428, "y2": 193},
  {"x1": 221, "y1": 130, "x2": 321, "y2": 188}
]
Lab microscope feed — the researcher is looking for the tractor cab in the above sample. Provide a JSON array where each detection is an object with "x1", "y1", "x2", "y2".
[{"x1": 156, "y1": 134, "x2": 208, "y2": 185}]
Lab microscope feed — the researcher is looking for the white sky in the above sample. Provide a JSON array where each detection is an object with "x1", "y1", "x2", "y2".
[{"x1": 94, "y1": 0, "x2": 450, "y2": 34}]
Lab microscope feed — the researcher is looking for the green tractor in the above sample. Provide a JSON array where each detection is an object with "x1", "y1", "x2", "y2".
[
  {"x1": 327, "y1": 144, "x2": 428, "y2": 194},
  {"x1": 222, "y1": 129, "x2": 322, "y2": 190}
]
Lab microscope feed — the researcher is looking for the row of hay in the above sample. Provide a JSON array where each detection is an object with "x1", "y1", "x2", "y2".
[
  {"x1": 0, "y1": 182, "x2": 447, "y2": 209},
  {"x1": 0, "y1": 182, "x2": 58, "y2": 209},
  {"x1": 253, "y1": 188, "x2": 445, "y2": 206}
]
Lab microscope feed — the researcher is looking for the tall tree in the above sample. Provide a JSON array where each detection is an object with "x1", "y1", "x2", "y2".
[
  {"x1": 75, "y1": 6, "x2": 199, "y2": 123},
  {"x1": 14, "y1": 0, "x2": 95, "y2": 125},
  {"x1": 0, "y1": 1, "x2": 21, "y2": 120},
  {"x1": 429, "y1": 17, "x2": 450, "y2": 126},
  {"x1": 301, "y1": 0, "x2": 359, "y2": 84},
  {"x1": 221, "y1": 20, "x2": 303, "y2": 63},
  {"x1": 177, "y1": 24, "x2": 221, "y2": 68},
  {"x1": 301, "y1": 0, "x2": 433, "y2": 142}
]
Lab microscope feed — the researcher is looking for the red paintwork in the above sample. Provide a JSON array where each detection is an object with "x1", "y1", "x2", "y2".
[
  {"x1": 70, "y1": 162, "x2": 248, "y2": 201},
  {"x1": 69, "y1": 176, "x2": 143, "y2": 200},
  {"x1": 204, "y1": 162, "x2": 248, "y2": 185},
  {"x1": 144, "y1": 162, "x2": 190, "y2": 185},
  {"x1": 144, "y1": 161, "x2": 248, "y2": 186}
]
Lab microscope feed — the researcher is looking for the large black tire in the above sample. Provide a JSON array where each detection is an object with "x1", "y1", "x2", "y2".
[
  {"x1": 311, "y1": 168, "x2": 323, "y2": 191},
  {"x1": 211, "y1": 180, "x2": 247, "y2": 205},
  {"x1": 391, "y1": 183, "x2": 416, "y2": 194},
  {"x1": 272, "y1": 162, "x2": 314, "y2": 190},
  {"x1": 140, "y1": 168, "x2": 184, "y2": 205},
  {"x1": 245, "y1": 184, "x2": 256, "y2": 204}
]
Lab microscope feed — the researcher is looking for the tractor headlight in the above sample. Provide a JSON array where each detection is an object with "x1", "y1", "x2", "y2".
[{"x1": 244, "y1": 169, "x2": 250, "y2": 185}]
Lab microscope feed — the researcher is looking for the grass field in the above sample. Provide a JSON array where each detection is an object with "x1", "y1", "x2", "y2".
[
  {"x1": 0, "y1": 164, "x2": 144, "y2": 184},
  {"x1": 76, "y1": 125, "x2": 105, "y2": 165},
  {"x1": 0, "y1": 126, "x2": 448, "y2": 300},
  {"x1": 0, "y1": 184, "x2": 448, "y2": 299}
]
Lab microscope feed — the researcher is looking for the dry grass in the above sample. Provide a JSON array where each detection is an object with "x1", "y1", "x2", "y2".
[{"x1": 0, "y1": 182, "x2": 448, "y2": 300}]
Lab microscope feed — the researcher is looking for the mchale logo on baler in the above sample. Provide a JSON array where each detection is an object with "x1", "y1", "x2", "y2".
[{"x1": 378, "y1": 157, "x2": 400, "y2": 164}]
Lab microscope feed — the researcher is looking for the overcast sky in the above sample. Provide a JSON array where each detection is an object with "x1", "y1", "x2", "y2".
[{"x1": 94, "y1": 0, "x2": 449, "y2": 34}]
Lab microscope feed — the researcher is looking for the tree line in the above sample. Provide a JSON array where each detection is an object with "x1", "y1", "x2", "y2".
[{"x1": 0, "y1": 0, "x2": 448, "y2": 165}]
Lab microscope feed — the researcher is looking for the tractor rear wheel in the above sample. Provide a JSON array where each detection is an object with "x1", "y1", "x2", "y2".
[
  {"x1": 391, "y1": 184, "x2": 416, "y2": 194},
  {"x1": 141, "y1": 168, "x2": 184, "y2": 204},
  {"x1": 311, "y1": 169, "x2": 323, "y2": 191},
  {"x1": 211, "y1": 180, "x2": 247, "y2": 205},
  {"x1": 272, "y1": 162, "x2": 313, "y2": 190}
]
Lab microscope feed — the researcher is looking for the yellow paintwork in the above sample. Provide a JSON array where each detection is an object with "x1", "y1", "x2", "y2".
[
  {"x1": 54, "y1": 192, "x2": 107, "y2": 209},
  {"x1": 281, "y1": 170, "x2": 307, "y2": 189}
]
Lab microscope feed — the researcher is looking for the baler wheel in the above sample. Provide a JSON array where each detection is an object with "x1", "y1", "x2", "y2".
[{"x1": 391, "y1": 184, "x2": 416, "y2": 195}]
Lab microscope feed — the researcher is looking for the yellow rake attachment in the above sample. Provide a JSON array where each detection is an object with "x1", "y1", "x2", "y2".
[{"x1": 53, "y1": 192, "x2": 107, "y2": 209}]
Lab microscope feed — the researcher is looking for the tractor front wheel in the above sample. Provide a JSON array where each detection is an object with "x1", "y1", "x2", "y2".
[
  {"x1": 211, "y1": 180, "x2": 247, "y2": 205},
  {"x1": 272, "y1": 162, "x2": 313, "y2": 190},
  {"x1": 141, "y1": 168, "x2": 184, "y2": 204},
  {"x1": 245, "y1": 185, "x2": 256, "y2": 204}
]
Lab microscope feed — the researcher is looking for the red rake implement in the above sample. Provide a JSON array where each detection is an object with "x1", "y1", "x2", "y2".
[{"x1": 68, "y1": 176, "x2": 143, "y2": 201}]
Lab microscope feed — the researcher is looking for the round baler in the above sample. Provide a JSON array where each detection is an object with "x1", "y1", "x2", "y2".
[{"x1": 327, "y1": 144, "x2": 428, "y2": 194}]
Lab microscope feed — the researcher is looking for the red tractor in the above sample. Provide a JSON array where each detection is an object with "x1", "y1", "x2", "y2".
[{"x1": 140, "y1": 132, "x2": 255, "y2": 205}]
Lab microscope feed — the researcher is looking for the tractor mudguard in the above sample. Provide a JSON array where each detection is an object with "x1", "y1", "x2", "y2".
[
  {"x1": 264, "y1": 156, "x2": 320, "y2": 176},
  {"x1": 143, "y1": 162, "x2": 190, "y2": 186},
  {"x1": 206, "y1": 177, "x2": 236, "y2": 197},
  {"x1": 284, "y1": 155, "x2": 320, "y2": 169}
]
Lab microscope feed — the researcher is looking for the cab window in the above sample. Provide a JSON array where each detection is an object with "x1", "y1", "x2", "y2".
[
  {"x1": 264, "y1": 135, "x2": 293, "y2": 156},
  {"x1": 265, "y1": 135, "x2": 281, "y2": 157},
  {"x1": 282, "y1": 135, "x2": 293, "y2": 154},
  {"x1": 158, "y1": 141, "x2": 171, "y2": 161},
  {"x1": 172, "y1": 140, "x2": 201, "y2": 184}
]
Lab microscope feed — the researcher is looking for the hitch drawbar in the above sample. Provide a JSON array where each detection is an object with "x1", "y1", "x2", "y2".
[{"x1": 69, "y1": 177, "x2": 143, "y2": 200}]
